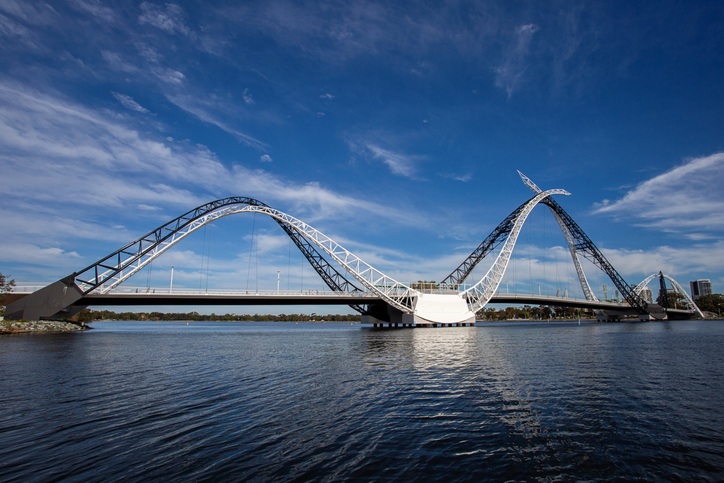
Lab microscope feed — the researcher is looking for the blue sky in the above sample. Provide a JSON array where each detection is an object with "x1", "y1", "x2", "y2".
[{"x1": 1, "y1": 0, "x2": 723, "y2": 313}]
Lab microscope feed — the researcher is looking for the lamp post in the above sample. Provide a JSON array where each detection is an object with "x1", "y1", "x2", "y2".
[
  {"x1": 277, "y1": 270, "x2": 280, "y2": 294},
  {"x1": 170, "y1": 265, "x2": 174, "y2": 294}
]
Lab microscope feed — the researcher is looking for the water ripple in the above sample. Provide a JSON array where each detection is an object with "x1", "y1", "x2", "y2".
[{"x1": 1, "y1": 321, "x2": 723, "y2": 481}]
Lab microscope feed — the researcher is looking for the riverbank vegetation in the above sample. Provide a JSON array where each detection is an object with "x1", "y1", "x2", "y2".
[
  {"x1": 74, "y1": 309, "x2": 362, "y2": 323},
  {"x1": 73, "y1": 305, "x2": 597, "y2": 323},
  {"x1": 477, "y1": 305, "x2": 595, "y2": 321}
]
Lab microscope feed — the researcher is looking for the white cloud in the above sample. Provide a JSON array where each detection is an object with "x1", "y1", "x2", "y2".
[
  {"x1": 440, "y1": 172, "x2": 472, "y2": 182},
  {"x1": 159, "y1": 69, "x2": 185, "y2": 84},
  {"x1": 594, "y1": 152, "x2": 724, "y2": 233},
  {"x1": 0, "y1": 82, "x2": 430, "y2": 269},
  {"x1": 365, "y1": 144, "x2": 418, "y2": 179},
  {"x1": 101, "y1": 50, "x2": 138, "y2": 73},
  {"x1": 260, "y1": 154, "x2": 272, "y2": 162},
  {"x1": 0, "y1": 244, "x2": 82, "y2": 267},
  {"x1": 166, "y1": 93, "x2": 268, "y2": 150},
  {"x1": 494, "y1": 23, "x2": 539, "y2": 98},
  {"x1": 112, "y1": 92, "x2": 149, "y2": 113},
  {"x1": 600, "y1": 242, "x2": 724, "y2": 282},
  {"x1": 320, "y1": 93, "x2": 334, "y2": 99},
  {"x1": 139, "y1": 2, "x2": 190, "y2": 36},
  {"x1": 69, "y1": 0, "x2": 116, "y2": 23},
  {"x1": 242, "y1": 88, "x2": 254, "y2": 105}
]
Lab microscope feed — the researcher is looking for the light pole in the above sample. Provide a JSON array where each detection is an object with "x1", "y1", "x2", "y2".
[
  {"x1": 170, "y1": 265, "x2": 174, "y2": 294},
  {"x1": 505, "y1": 280, "x2": 509, "y2": 294},
  {"x1": 277, "y1": 270, "x2": 280, "y2": 294}
]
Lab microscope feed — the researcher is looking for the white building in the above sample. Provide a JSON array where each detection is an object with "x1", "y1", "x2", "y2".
[{"x1": 690, "y1": 280, "x2": 712, "y2": 300}]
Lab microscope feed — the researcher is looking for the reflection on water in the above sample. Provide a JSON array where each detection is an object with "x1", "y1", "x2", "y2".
[{"x1": 1, "y1": 320, "x2": 723, "y2": 481}]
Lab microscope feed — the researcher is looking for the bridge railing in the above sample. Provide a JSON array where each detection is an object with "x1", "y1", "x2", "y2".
[{"x1": 92, "y1": 287, "x2": 382, "y2": 297}]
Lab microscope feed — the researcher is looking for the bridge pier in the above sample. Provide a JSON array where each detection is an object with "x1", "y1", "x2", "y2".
[{"x1": 363, "y1": 313, "x2": 477, "y2": 328}]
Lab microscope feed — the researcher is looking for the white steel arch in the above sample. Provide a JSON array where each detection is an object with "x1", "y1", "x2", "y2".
[
  {"x1": 84, "y1": 205, "x2": 418, "y2": 313},
  {"x1": 517, "y1": 171, "x2": 598, "y2": 301},
  {"x1": 464, "y1": 188, "x2": 570, "y2": 312},
  {"x1": 634, "y1": 273, "x2": 704, "y2": 318}
]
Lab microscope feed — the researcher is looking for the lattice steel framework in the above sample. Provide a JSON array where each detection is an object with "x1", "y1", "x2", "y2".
[
  {"x1": 517, "y1": 171, "x2": 598, "y2": 301},
  {"x1": 464, "y1": 189, "x2": 570, "y2": 312},
  {"x1": 70, "y1": 200, "x2": 416, "y2": 313},
  {"x1": 634, "y1": 272, "x2": 704, "y2": 317},
  {"x1": 441, "y1": 203, "x2": 527, "y2": 286},
  {"x1": 541, "y1": 201, "x2": 648, "y2": 314},
  {"x1": 442, "y1": 174, "x2": 597, "y2": 303},
  {"x1": 447, "y1": 173, "x2": 648, "y2": 314}
]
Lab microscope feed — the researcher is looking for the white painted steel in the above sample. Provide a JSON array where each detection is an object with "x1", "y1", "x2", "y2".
[
  {"x1": 633, "y1": 274, "x2": 658, "y2": 295},
  {"x1": 634, "y1": 273, "x2": 704, "y2": 318},
  {"x1": 79, "y1": 205, "x2": 418, "y2": 314},
  {"x1": 464, "y1": 188, "x2": 570, "y2": 312},
  {"x1": 518, "y1": 170, "x2": 598, "y2": 301}
]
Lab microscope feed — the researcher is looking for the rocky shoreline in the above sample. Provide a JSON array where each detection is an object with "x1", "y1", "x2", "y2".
[{"x1": 0, "y1": 320, "x2": 89, "y2": 334}]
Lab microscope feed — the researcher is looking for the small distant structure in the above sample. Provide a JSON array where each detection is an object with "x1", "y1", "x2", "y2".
[
  {"x1": 640, "y1": 287, "x2": 653, "y2": 304},
  {"x1": 690, "y1": 280, "x2": 712, "y2": 300}
]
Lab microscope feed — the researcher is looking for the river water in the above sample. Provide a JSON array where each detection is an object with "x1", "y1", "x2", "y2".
[{"x1": 1, "y1": 320, "x2": 723, "y2": 482}]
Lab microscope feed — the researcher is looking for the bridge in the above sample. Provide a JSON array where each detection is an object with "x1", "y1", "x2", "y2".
[{"x1": 5, "y1": 172, "x2": 704, "y2": 326}]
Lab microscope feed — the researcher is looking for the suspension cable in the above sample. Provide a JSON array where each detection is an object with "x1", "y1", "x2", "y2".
[
  {"x1": 199, "y1": 225, "x2": 207, "y2": 289},
  {"x1": 287, "y1": 237, "x2": 291, "y2": 292},
  {"x1": 542, "y1": 207, "x2": 547, "y2": 295},
  {"x1": 205, "y1": 226, "x2": 211, "y2": 293},
  {"x1": 246, "y1": 214, "x2": 256, "y2": 292}
]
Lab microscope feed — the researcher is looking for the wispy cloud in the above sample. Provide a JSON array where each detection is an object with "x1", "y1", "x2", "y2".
[
  {"x1": 594, "y1": 152, "x2": 724, "y2": 233},
  {"x1": 112, "y1": 92, "x2": 149, "y2": 113},
  {"x1": 494, "y1": 23, "x2": 540, "y2": 98},
  {"x1": 242, "y1": 88, "x2": 254, "y2": 105},
  {"x1": 101, "y1": 50, "x2": 138, "y2": 73},
  {"x1": 599, "y1": 241, "x2": 724, "y2": 281},
  {"x1": 440, "y1": 172, "x2": 472, "y2": 182},
  {"x1": 138, "y1": 2, "x2": 190, "y2": 36},
  {"x1": 0, "y1": 82, "x2": 429, "y2": 254},
  {"x1": 365, "y1": 144, "x2": 420, "y2": 179},
  {"x1": 166, "y1": 93, "x2": 268, "y2": 150},
  {"x1": 69, "y1": 0, "x2": 116, "y2": 23},
  {"x1": 260, "y1": 154, "x2": 272, "y2": 162}
]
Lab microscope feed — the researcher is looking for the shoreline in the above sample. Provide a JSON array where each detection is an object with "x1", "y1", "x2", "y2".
[{"x1": 1, "y1": 320, "x2": 89, "y2": 334}]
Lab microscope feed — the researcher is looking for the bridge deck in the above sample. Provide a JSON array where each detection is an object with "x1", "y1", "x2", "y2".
[{"x1": 6, "y1": 288, "x2": 656, "y2": 311}]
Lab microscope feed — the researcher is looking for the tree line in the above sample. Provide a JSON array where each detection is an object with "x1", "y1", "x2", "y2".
[{"x1": 75, "y1": 309, "x2": 362, "y2": 323}]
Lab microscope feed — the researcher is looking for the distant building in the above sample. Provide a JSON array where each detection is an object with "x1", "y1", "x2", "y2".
[
  {"x1": 640, "y1": 287, "x2": 653, "y2": 304},
  {"x1": 690, "y1": 280, "x2": 712, "y2": 300}
]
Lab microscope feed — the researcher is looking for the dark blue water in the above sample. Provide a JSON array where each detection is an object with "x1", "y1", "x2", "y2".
[{"x1": 1, "y1": 320, "x2": 723, "y2": 482}]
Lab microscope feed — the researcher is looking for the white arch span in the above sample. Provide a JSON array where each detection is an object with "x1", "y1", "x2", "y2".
[
  {"x1": 634, "y1": 273, "x2": 704, "y2": 318},
  {"x1": 87, "y1": 189, "x2": 569, "y2": 323},
  {"x1": 463, "y1": 188, "x2": 570, "y2": 313},
  {"x1": 517, "y1": 171, "x2": 598, "y2": 301},
  {"x1": 86, "y1": 204, "x2": 416, "y2": 313}
]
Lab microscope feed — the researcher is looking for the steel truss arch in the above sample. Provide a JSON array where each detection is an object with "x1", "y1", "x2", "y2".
[
  {"x1": 71, "y1": 200, "x2": 416, "y2": 313},
  {"x1": 508, "y1": 172, "x2": 648, "y2": 314},
  {"x1": 71, "y1": 198, "x2": 360, "y2": 300},
  {"x1": 463, "y1": 189, "x2": 571, "y2": 313},
  {"x1": 517, "y1": 171, "x2": 598, "y2": 301},
  {"x1": 634, "y1": 273, "x2": 704, "y2": 318},
  {"x1": 441, "y1": 202, "x2": 527, "y2": 286},
  {"x1": 441, "y1": 173, "x2": 597, "y2": 303}
]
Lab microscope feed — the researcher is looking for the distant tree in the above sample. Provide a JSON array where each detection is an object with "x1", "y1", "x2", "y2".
[
  {"x1": 76, "y1": 308, "x2": 93, "y2": 324},
  {"x1": 657, "y1": 291, "x2": 687, "y2": 309},
  {"x1": 0, "y1": 272, "x2": 16, "y2": 307},
  {"x1": 695, "y1": 294, "x2": 724, "y2": 315}
]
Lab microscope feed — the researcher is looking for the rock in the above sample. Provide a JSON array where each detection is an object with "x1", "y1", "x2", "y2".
[{"x1": 0, "y1": 320, "x2": 89, "y2": 334}]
